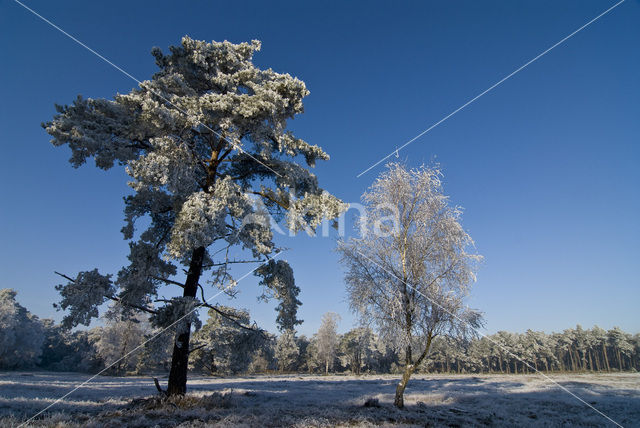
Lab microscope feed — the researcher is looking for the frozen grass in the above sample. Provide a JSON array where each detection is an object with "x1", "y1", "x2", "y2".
[{"x1": 0, "y1": 371, "x2": 638, "y2": 427}]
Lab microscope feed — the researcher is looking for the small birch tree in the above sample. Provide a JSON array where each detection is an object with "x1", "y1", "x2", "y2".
[
  {"x1": 314, "y1": 312, "x2": 341, "y2": 374},
  {"x1": 337, "y1": 163, "x2": 482, "y2": 408}
]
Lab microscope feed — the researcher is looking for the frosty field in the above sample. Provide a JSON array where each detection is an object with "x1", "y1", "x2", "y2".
[{"x1": 0, "y1": 372, "x2": 638, "y2": 427}]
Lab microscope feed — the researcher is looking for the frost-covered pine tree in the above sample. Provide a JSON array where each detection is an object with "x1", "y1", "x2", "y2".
[
  {"x1": 248, "y1": 334, "x2": 276, "y2": 374},
  {"x1": 275, "y1": 329, "x2": 299, "y2": 372},
  {"x1": 339, "y1": 327, "x2": 376, "y2": 375},
  {"x1": 0, "y1": 289, "x2": 45, "y2": 369},
  {"x1": 608, "y1": 327, "x2": 633, "y2": 371},
  {"x1": 314, "y1": 312, "x2": 341, "y2": 374},
  {"x1": 44, "y1": 37, "x2": 345, "y2": 395},
  {"x1": 591, "y1": 326, "x2": 611, "y2": 371},
  {"x1": 39, "y1": 319, "x2": 101, "y2": 373},
  {"x1": 338, "y1": 163, "x2": 482, "y2": 408},
  {"x1": 190, "y1": 306, "x2": 264, "y2": 375},
  {"x1": 294, "y1": 335, "x2": 311, "y2": 371}
]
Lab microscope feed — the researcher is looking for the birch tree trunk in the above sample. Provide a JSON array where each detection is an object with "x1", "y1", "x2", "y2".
[{"x1": 394, "y1": 335, "x2": 432, "y2": 408}]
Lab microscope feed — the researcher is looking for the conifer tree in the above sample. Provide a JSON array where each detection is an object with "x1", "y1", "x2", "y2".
[{"x1": 45, "y1": 37, "x2": 344, "y2": 394}]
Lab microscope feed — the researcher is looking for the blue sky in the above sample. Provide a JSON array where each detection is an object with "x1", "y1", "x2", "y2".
[{"x1": 1, "y1": 0, "x2": 638, "y2": 337}]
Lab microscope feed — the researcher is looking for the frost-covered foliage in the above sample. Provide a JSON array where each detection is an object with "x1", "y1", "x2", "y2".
[
  {"x1": 337, "y1": 163, "x2": 482, "y2": 407},
  {"x1": 256, "y1": 260, "x2": 302, "y2": 331},
  {"x1": 91, "y1": 306, "x2": 152, "y2": 375},
  {"x1": 54, "y1": 270, "x2": 114, "y2": 329},
  {"x1": 313, "y1": 312, "x2": 341, "y2": 374},
  {"x1": 275, "y1": 329, "x2": 300, "y2": 372},
  {"x1": 339, "y1": 327, "x2": 379, "y2": 375},
  {"x1": 135, "y1": 329, "x2": 174, "y2": 374},
  {"x1": 339, "y1": 164, "x2": 483, "y2": 348},
  {"x1": 303, "y1": 338, "x2": 322, "y2": 373},
  {"x1": 301, "y1": 326, "x2": 393, "y2": 375},
  {"x1": 2, "y1": 372, "x2": 640, "y2": 427},
  {"x1": 39, "y1": 320, "x2": 102, "y2": 373},
  {"x1": 191, "y1": 307, "x2": 265, "y2": 375},
  {"x1": 248, "y1": 335, "x2": 276, "y2": 374},
  {"x1": 149, "y1": 297, "x2": 202, "y2": 335},
  {"x1": 418, "y1": 325, "x2": 640, "y2": 375},
  {"x1": 0, "y1": 289, "x2": 45, "y2": 369},
  {"x1": 45, "y1": 37, "x2": 344, "y2": 391},
  {"x1": 165, "y1": 177, "x2": 255, "y2": 259},
  {"x1": 294, "y1": 335, "x2": 311, "y2": 372}
]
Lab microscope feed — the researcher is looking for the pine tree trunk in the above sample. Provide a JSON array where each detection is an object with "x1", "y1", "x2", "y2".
[
  {"x1": 569, "y1": 349, "x2": 576, "y2": 371},
  {"x1": 617, "y1": 349, "x2": 623, "y2": 371},
  {"x1": 603, "y1": 343, "x2": 610, "y2": 372},
  {"x1": 167, "y1": 246, "x2": 206, "y2": 396}
]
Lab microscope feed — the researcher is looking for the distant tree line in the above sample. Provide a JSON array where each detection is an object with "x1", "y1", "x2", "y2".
[
  {"x1": 258, "y1": 320, "x2": 640, "y2": 376},
  {"x1": 422, "y1": 326, "x2": 638, "y2": 374},
  {"x1": 0, "y1": 289, "x2": 170, "y2": 374},
  {"x1": 1, "y1": 289, "x2": 638, "y2": 376}
]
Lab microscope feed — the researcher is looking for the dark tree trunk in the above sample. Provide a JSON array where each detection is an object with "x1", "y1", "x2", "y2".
[
  {"x1": 353, "y1": 352, "x2": 362, "y2": 375},
  {"x1": 167, "y1": 246, "x2": 206, "y2": 396}
]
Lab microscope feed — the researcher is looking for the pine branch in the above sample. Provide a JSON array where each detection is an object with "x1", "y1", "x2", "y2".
[
  {"x1": 188, "y1": 343, "x2": 207, "y2": 354},
  {"x1": 54, "y1": 271, "x2": 158, "y2": 315},
  {"x1": 151, "y1": 275, "x2": 184, "y2": 288}
]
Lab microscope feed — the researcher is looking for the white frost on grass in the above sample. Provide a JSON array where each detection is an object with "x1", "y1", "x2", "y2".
[{"x1": 0, "y1": 372, "x2": 638, "y2": 427}]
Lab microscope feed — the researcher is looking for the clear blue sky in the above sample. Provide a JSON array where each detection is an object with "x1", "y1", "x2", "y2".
[{"x1": 1, "y1": 0, "x2": 638, "y2": 337}]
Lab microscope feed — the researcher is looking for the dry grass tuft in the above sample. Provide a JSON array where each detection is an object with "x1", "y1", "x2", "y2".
[{"x1": 127, "y1": 391, "x2": 234, "y2": 412}]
